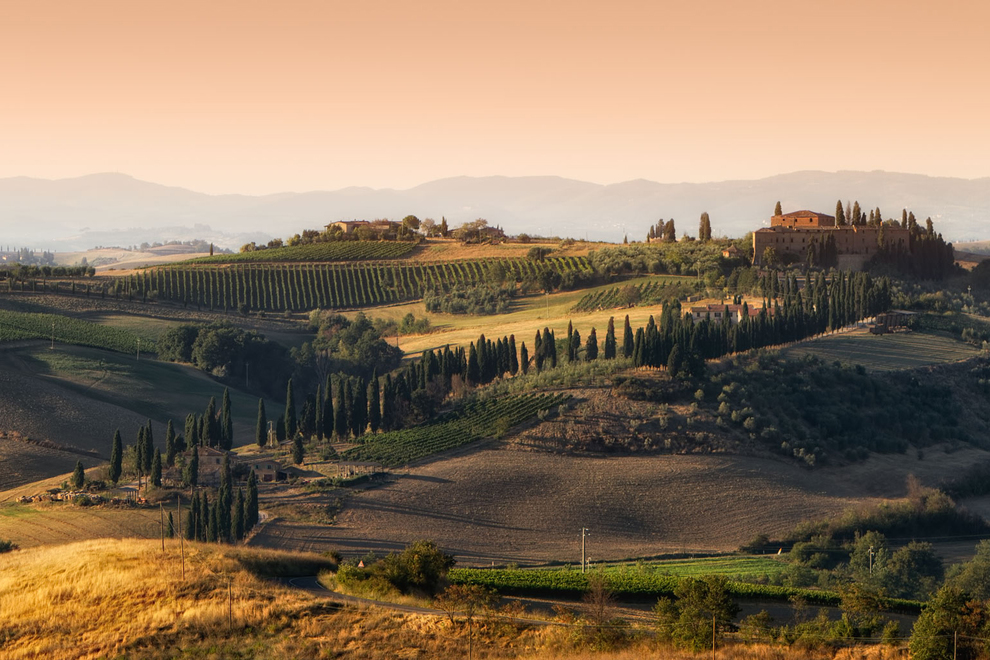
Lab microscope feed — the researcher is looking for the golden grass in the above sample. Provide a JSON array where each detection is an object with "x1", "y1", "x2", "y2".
[{"x1": 0, "y1": 539, "x2": 902, "y2": 660}]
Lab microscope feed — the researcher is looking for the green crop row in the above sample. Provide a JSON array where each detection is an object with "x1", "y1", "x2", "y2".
[
  {"x1": 93, "y1": 257, "x2": 591, "y2": 313},
  {"x1": 343, "y1": 393, "x2": 571, "y2": 466},
  {"x1": 572, "y1": 278, "x2": 697, "y2": 312},
  {"x1": 0, "y1": 309, "x2": 150, "y2": 355},
  {"x1": 182, "y1": 241, "x2": 417, "y2": 264},
  {"x1": 448, "y1": 568, "x2": 922, "y2": 612}
]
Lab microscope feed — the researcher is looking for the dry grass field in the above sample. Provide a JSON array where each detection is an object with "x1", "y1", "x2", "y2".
[
  {"x1": 0, "y1": 502, "x2": 161, "y2": 548},
  {"x1": 407, "y1": 238, "x2": 598, "y2": 262},
  {"x1": 781, "y1": 329, "x2": 978, "y2": 371}
]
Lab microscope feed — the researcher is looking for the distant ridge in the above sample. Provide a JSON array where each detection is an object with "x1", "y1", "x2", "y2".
[{"x1": 0, "y1": 170, "x2": 987, "y2": 251}]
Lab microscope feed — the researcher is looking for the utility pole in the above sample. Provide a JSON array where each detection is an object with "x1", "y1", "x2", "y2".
[
  {"x1": 580, "y1": 528, "x2": 590, "y2": 573},
  {"x1": 869, "y1": 546, "x2": 875, "y2": 575},
  {"x1": 712, "y1": 614, "x2": 716, "y2": 660},
  {"x1": 160, "y1": 502, "x2": 165, "y2": 552},
  {"x1": 50, "y1": 320, "x2": 55, "y2": 350},
  {"x1": 136, "y1": 337, "x2": 141, "y2": 362},
  {"x1": 228, "y1": 576, "x2": 233, "y2": 631}
]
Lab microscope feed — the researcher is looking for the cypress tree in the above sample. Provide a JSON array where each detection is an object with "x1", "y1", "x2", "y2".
[
  {"x1": 699, "y1": 212, "x2": 712, "y2": 241},
  {"x1": 622, "y1": 315, "x2": 634, "y2": 358},
  {"x1": 185, "y1": 413, "x2": 199, "y2": 448},
  {"x1": 109, "y1": 429, "x2": 123, "y2": 485},
  {"x1": 220, "y1": 388, "x2": 233, "y2": 450},
  {"x1": 548, "y1": 329, "x2": 558, "y2": 367},
  {"x1": 246, "y1": 470, "x2": 259, "y2": 530},
  {"x1": 233, "y1": 488, "x2": 245, "y2": 542},
  {"x1": 509, "y1": 335, "x2": 519, "y2": 375},
  {"x1": 208, "y1": 498, "x2": 220, "y2": 543},
  {"x1": 566, "y1": 320, "x2": 575, "y2": 361},
  {"x1": 256, "y1": 398, "x2": 267, "y2": 447},
  {"x1": 199, "y1": 493, "x2": 210, "y2": 542},
  {"x1": 314, "y1": 384, "x2": 323, "y2": 440},
  {"x1": 368, "y1": 374, "x2": 381, "y2": 434},
  {"x1": 534, "y1": 331, "x2": 544, "y2": 371},
  {"x1": 167, "y1": 511, "x2": 175, "y2": 538},
  {"x1": 185, "y1": 494, "x2": 198, "y2": 541},
  {"x1": 351, "y1": 378, "x2": 367, "y2": 437},
  {"x1": 292, "y1": 434, "x2": 305, "y2": 465},
  {"x1": 284, "y1": 379, "x2": 297, "y2": 439},
  {"x1": 322, "y1": 389, "x2": 335, "y2": 439},
  {"x1": 334, "y1": 379, "x2": 348, "y2": 439},
  {"x1": 520, "y1": 342, "x2": 529, "y2": 375},
  {"x1": 343, "y1": 379, "x2": 354, "y2": 435},
  {"x1": 165, "y1": 420, "x2": 177, "y2": 468},
  {"x1": 151, "y1": 449, "x2": 162, "y2": 488},
  {"x1": 203, "y1": 398, "x2": 217, "y2": 447},
  {"x1": 467, "y1": 343, "x2": 481, "y2": 385},
  {"x1": 604, "y1": 317, "x2": 616, "y2": 360},
  {"x1": 71, "y1": 460, "x2": 85, "y2": 490},
  {"x1": 571, "y1": 329, "x2": 581, "y2": 361},
  {"x1": 184, "y1": 445, "x2": 199, "y2": 487},
  {"x1": 835, "y1": 199, "x2": 846, "y2": 226},
  {"x1": 218, "y1": 455, "x2": 232, "y2": 543},
  {"x1": 586, "y1": 327, "x2": 598, "y2": 361},
  {"x1": 774, "y1": 201, "x2": 782, "y2": 216}
]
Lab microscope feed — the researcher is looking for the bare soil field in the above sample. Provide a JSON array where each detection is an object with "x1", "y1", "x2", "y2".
[
  {"x1": 248, "y1": 437, "x2": 990, "y2": 567},
  {"x1": 0, "y1": 433, "x2": 104, "y2": 493},
  {"x1": 407, "y1": 239, "x2": 597, "y2": 262}
]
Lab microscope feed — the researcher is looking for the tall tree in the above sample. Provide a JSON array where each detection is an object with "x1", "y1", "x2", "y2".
[
  {"x1": 246, "y1": 470, "x2": 259, "y2": 530},
  {"x1": 774, "y1": 201, "x2": 782, "y2": 216},
  {"x1": 622, "y1": 315, "x2": 634, "y2": 358},
  {"x1": 508, "y1": 335, "x2": 519, "y2": 375},
  {"x1": 292, "y1": 434, "x2": 305, "y2": 465},
  {"x1": 232, "y1": 488, "x2": 245, "y2": 542},
  {"x1": 321, "y1": 388, "x2": 335, "y2": 440},
  {"x1": 220, "y1": 388, "x2": 233, "y2": 450},
  {"x1": 255, "y1": 398, "x2": 267, "y2": 447},
  {"x1": 164, "y1": 420, "x2": 177, "y2": 467},
  {"x1": 698, "y1": 212, "x2": 712, "y2": 241},
  {"x1": 519, "y1": 341, "x2": 529, "y2": 375},
  {"x1": 662, "y1": 219, "x2": 676, "y2": 242},
  {"x1": 184, "y1": 445, "x2": 199, "y2": 487},
  {"x1": 284, "y1": 379, "x2": 297, "y2": 439},
  {"x1": 151, "y1": 449, "x2": 162, "y2": 488},
  {"x1": 71, "y1": 460, "x2": 85, "y2": 490},
  {"x1": 202, "y1": 398, "x2": 216, "y2": 447},
  {"x1": 835, "y1": 200, "x2": 846, "y2": 226},
  {"x1": 604, "y1": 317, "x2": 617, "y2": 360},
  {"x1": 368, "y1": 374, "x2": 381, "y2": 434},
  {"x1": 334, "y1": 379, "x2": 348, "y2": 439},
  {"x1": 109, "y1": 429, "x2": 123, "y2": 485},
  {"x1": 585, "y1": 327, "x2": 598, "y2": 361},
  {"x1": 184, "y1": 413, "x2": 199, "y2": 448}
]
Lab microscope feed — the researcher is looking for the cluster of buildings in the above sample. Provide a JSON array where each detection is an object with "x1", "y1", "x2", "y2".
[{"x1": 752, "y1": 210, "x2": 910, "y2": 269}]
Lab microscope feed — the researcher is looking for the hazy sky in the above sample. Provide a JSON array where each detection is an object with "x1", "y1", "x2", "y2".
[{"x1": 2, "y1": 0, "x2": 988, "y2": 194}]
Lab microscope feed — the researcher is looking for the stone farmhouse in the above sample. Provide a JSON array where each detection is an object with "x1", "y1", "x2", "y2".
[
  {"x1": 752, "y1": 210, "x2": 910, "y2": 269},
  {"x1": 689, "y1": 303, "x2": 772, "y2": 325}
]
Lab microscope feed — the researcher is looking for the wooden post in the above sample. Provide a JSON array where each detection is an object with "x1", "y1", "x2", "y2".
[
  {"x1": 160, "y1": 502, "x2": 165, "y2": 552},
  {"x1": 177, "y1": 498, "x2": 185, "y2": 579}
]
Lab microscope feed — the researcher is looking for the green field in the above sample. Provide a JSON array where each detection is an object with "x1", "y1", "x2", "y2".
[
  {"x1": 781, "y1": 330, "x2": 977, "y2": 371},
  {"x1": 15, "y1": 344, "x2": 278, "y2": 446},
  {"x1": 0, "y1": 309, "x2": 149, "y2": 354},
  {"x1": 596, "y1": 555, "x2": 788, "y2": 579}
]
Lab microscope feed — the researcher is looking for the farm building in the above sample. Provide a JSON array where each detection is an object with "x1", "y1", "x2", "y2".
[
  {"x1": 242, "y1": 457, "x2": 281, "y2": 483},
  {"x1": 752, "y1": 210, "x2": 910, "y2": 269},
  {"x1": 689, "y1": 303, "x2": 772, "y2": 325},
  {"x1": 326, "y1": 220, "x2": 371, "y2": 235}
]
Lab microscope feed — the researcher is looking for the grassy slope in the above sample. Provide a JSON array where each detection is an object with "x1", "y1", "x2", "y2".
[
  {"x1": 781, "y1": 329, "x2": 977, "y2": 371},
  {"x1": 0, "y1": 343, "x2": 280, "y2": 467}
]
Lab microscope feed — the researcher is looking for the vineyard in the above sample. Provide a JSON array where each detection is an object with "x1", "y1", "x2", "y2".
[
  {"x1": 181, "y1": 241, "x2": 417, "y2": 264},
  {"x1": 572, "y1": 277, "x2": 699, "y2": 312},
  {"x1": 447, "y1": 567, "x2": 921, "y2": 611},
  {"x1": 104, "y1": 257, "x2": 592, "y2": 312},
  {"x1": 343, "y1": 393, "x2": 571, "y2": 466},
  {"x1": 0, "y1": 310, "x2": 150, "y2": 354}
]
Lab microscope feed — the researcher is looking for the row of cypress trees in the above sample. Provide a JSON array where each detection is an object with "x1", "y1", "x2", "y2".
[{"x1": 184, "y1": 455, "x2": 260, "y2": 544}]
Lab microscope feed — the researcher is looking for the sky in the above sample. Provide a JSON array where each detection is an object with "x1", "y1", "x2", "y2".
[{"x1": 2, "y1": 0, "x2": 988, "y2": 194}]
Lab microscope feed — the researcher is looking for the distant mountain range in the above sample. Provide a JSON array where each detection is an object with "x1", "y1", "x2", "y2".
[{"x1": 1, "y1": 171, "x2": 988, "y2": 253}]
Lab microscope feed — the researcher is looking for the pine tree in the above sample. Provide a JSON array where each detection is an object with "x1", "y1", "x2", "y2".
[
  {"x1": 71, "y1": 460, "x2": 85, "y2": 490},
  {"x1": 256, "y1": 398, "x2": 267, "y2": 447},
  {"x1": 284, "y1": 379, "x2": 297, "y2": 439},
  {"x1": 220, "y1": 388, "x2": 233, "y2": 450},
  {"x1": 604, "y1": 317, "x2": 616, "y2": 359},
  {"x1": 184, "y1": 446, "x2": 199, "y2": 487},
  {"x1": 246, "y1": 470, "x2": 259, "y2": 530},
  {"x1": 151, "y1": 449, "x2": 162, "y2": 488},
  {"x1": 586, "y1": 327, "x2": 598, "y2": 360},
  {"x1": 520, "y1": 342, "x2": 529, "y2": 375},
  {"x1": 165, "y1": 420, "x2": 177, "y2": 467},
  {"x1": 109, "y1": 429, "x2": 123, "y2": 484}
]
